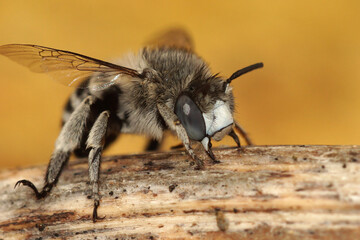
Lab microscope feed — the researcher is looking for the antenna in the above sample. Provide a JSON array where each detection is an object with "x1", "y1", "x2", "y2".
[{"x1": 226, "y1": 62, "x2": 263, "y2": 84}]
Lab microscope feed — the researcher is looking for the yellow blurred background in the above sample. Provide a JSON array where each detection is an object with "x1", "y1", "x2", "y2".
[{"x1": 0, "y1": 1, "x2": 359, "y2": 168}]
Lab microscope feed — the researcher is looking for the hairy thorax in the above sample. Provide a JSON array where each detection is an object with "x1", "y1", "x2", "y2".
[
  {"x1": 107, "y1": 48, "x2": 212, "y2": 140},
  {"x1": 86, "y1": 47, "x2": 231, "y2": 141}
]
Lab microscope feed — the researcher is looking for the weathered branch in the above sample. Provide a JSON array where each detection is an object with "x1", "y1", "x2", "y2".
[{"x1": 0, "y1": 145, "x2": 360, "y2": 239}]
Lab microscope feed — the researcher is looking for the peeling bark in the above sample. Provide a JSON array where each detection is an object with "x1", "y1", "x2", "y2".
[{"x1": 0, "y1": 145, "x2": 360, "y2": 239}]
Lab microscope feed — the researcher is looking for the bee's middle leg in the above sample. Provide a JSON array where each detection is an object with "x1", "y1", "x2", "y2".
[{"x1": 145, "y1": 139, "x2": 161, "y2": 151}]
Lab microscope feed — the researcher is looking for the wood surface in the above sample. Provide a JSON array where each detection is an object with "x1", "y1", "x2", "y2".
[{"x1": 0, "y1": 145, "x2": 360, "y2": 239}]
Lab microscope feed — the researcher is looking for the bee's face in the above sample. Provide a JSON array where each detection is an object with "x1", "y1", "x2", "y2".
[
  {"x1": 174, "y1": 62, "x2": 263, "y2": 147},
  {"x1": 174, "y1": 74, "x2": 234, "y2": 146}
]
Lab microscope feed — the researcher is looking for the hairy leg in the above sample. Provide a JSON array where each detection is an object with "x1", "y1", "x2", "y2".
[
  {"x1": 86, "y1": 111, "x2": 110, "y2": 222},
  {"x1": 157, "y1": 102, "x2": 204, "y2": 169},
  {"x1": 15, "y1": 96, "x2": 94, "y2": 198}
]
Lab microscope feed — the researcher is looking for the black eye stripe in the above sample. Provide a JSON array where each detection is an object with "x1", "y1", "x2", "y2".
[{"x1": 175, "y1": 94, "x2": 206, "y2": 141}]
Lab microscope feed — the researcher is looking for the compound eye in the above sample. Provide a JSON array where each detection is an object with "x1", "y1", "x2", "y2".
[{"x1": 175, "y1": 94, "x2": 206, "y2": 141}]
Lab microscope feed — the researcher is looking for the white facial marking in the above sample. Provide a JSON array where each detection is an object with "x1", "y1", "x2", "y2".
[
  {"x1": 183, "y1": 103, "x2": 190, "y2": 115},
  {"x1": 202, "y1": 100, "x2": 233, "y2": 139}
]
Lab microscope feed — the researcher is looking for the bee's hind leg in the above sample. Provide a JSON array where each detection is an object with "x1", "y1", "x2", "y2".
[
  {"x1": 86, "y1": 111, "x2": 110, "y2": 222},
  {"x1": 14, "y1": 178, "x2": 58, "y2": 199},
  {"x1": 15, "y1": 96, "x2": 94, "y2": 199}
]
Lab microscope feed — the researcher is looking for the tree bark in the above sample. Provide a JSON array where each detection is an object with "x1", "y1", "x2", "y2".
[{"x1": 0, "y1": 145, "x2": 360, "y2": 239}]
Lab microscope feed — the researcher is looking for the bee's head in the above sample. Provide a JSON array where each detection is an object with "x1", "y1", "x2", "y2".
[{"x1": 175, "y1": 63, "x2": 263, "y2": 148}]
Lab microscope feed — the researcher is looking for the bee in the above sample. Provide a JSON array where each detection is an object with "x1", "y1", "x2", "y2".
[{"x1": 0, "y1": 29, "x2": 263, "y2": 222}]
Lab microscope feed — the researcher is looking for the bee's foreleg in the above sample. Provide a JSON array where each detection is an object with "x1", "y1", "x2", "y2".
[
  {"x1": 15, "y1": 96, "x2": 94, "y2": 199},
  {"x1": 228, "y1": 129, "x2": 241, "y2": 147},
  {"x1": 201, "y1": 137, "x2": 221, "y2": 164},
  {"x1": 157, "y1": 103, "x2": 204, "y2": 169},
  {"x1": 86, "y1": 110, "x2": 110, "y2": 222}
]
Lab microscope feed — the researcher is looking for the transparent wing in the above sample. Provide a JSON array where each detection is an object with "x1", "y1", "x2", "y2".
[
  {"x1": 146, "y1": 28, "x2": 194, "y2": 51},
  {"x1": 0, "y1": 44, "x2": 142, "y2": 88}
]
